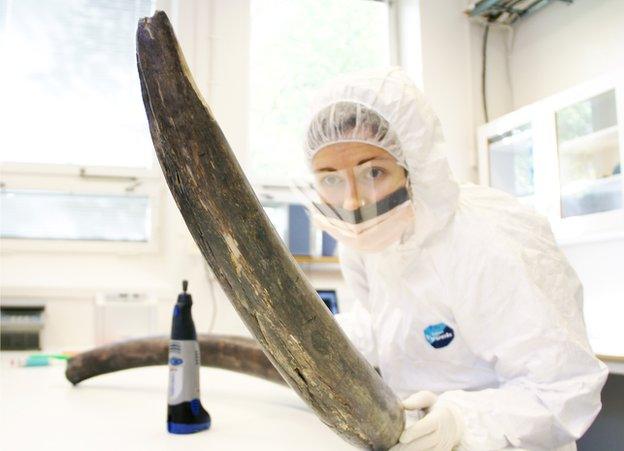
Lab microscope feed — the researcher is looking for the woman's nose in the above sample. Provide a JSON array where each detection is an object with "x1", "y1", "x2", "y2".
[
  {"x1": 342, "y1": 180, "x2": 361, "y2": 210},
  {"x1": 342, "y1": 195, "x2": 360, "y2": 211}
]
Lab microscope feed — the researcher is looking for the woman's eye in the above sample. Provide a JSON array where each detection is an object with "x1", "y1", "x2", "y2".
[
  {"x1": 320, "y1": 174, "x2": 343, "y2": 187},
  {"x1": 362, "y1": 167, "x2": 385, "y2": 181}
]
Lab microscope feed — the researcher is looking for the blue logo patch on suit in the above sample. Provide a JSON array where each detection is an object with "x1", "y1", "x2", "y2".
[{"x1": 424, "y1": 323, "x2": 455, "y2": 348}]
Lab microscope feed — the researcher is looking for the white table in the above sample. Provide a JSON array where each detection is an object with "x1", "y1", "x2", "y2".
[{"x1": 0, "y1": 353, "x2": 357, "y2": 451}]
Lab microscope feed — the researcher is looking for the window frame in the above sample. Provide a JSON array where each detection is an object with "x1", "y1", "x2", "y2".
[
  {"x1": 0, "y1": 162, "x2": 163, "y2": 254},
  {"x1": 0, "y1": 0, "x2": 168, "y2": 255}
]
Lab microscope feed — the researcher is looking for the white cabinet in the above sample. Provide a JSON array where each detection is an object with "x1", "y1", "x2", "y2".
[{"x1": 478, "y1": 71, "x2": 624, "y2": 244}]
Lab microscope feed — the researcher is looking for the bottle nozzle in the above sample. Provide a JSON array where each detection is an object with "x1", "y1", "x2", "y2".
[{"x1": 182, "y1": 280, "x2": 188, "y2": 293}]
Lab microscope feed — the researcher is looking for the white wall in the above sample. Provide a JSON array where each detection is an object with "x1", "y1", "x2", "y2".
[
  {"x1": 397, "y1": 0, "x2": 478, "y2": 183},
  {"x1": 510, "y1": 0, "x2": 624, "y2": 109},
  {"x1": 563, "y1": 238, "x2": 624, "y2": 355}
]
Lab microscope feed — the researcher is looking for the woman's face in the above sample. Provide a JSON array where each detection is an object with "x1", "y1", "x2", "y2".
[{"x1": 311, "y1": 142, "x2": 406, "y2": 211}]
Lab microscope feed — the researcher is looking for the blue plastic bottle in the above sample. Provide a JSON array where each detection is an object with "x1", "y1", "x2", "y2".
[{"x1": 167, "y1": 280, "x2": 211, "y2": 434}]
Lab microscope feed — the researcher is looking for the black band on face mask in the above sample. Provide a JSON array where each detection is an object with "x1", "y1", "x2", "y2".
[{"x1": 313, "y1": 186, "x2": 410, "y2": 224}]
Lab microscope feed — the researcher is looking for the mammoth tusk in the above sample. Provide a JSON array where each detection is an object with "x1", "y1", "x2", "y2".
[
  {"x1": 65, "y1": 335, "x2": 285, "y2": 386},
  {"x1": 135, "y1": 11, "x2": 403, "y2": 450}
]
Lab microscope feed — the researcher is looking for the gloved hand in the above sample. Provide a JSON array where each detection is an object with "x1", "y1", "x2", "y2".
[{"x1": 390, "y1": 391, "x2": 464, "y2": 451}]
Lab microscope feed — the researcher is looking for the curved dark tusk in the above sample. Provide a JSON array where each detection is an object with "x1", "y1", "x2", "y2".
[
  {"x1": 65, "y1": 334, "x2": 285, "y2": 386},
  {"x1": 136, "y1": 11, "x2": 403, "y2": 450}
]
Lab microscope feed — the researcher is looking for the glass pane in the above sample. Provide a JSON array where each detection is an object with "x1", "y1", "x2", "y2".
[
  {"x1": 487, "y1": 123, "x2": 535, "y2": 198},
  {"x1": 556, "y1": 90, "x2": 621, "y2": 218},
  {"x1": 0, "y1": 190, "x2": 150, "y2": 241},
  {"x1": 0, "y1": 0, "x2": 155, "y2": 168},
  {"x1": 249, "y1": 0, "x2": 390, "y2": 181}
]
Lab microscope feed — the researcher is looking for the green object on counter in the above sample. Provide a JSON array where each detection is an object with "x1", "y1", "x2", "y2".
[
  {"x1": 30, "y1": 353, "x2": 71, "y2": 361},
  {"x1": 22, "y1": 353, "x2": 72, "y2": 367}
]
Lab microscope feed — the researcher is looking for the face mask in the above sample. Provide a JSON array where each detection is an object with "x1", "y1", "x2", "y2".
[
  {"x1": 312, "y1": 186, "x2": 410, "y2": 224},
  {"x1": 312, "y1": 199, "x2": 415, "y2": 253}
]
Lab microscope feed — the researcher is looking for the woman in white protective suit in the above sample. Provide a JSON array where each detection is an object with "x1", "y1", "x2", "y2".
[{"x1": 300, "y1": 67, "x2": 608, "y2": 451}]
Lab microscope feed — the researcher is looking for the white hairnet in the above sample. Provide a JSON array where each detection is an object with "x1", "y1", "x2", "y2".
[
  {"x1": 304, "y1": 67, "x2": 444, "y2": 166},
  {"x1": 305, "y1": 101, "x2": 405, "y2": 168}
]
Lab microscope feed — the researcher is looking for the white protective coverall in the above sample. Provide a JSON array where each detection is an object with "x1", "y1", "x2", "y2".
[{"x1": 305, "y1": 67, "x2": 608, "y2": 450}]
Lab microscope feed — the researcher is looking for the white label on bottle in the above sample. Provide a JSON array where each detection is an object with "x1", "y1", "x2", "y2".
[{"x1": 167, "y1": 340, "x2": 201, "y2": 405}]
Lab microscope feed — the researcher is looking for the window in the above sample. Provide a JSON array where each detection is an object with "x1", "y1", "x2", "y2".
[
  {"x1": 478, "y1": 71, "x2": 624, "y2": 244},
  {"x1": 0, "y1": 0, "x2": 159, "y2": 250},
  {"x1": 487, "y1": 123, "x2": 535, "y2": 201},
  {"x1": 249, "y1": 0, "x2": 391, "y2": 183},
  {"x1": 556, "y1": 90, "x2": 621, "y2": 218},
  {"x1": 0, "y1": 0, "x2": 155, "y2": 168},
  {"x1": 1, "y1": 190, "x2": 150, "y2": 242}
]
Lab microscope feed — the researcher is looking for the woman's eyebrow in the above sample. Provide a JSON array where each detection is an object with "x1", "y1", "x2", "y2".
[
  {"x1": 357, "y1": 157, "x2": 376, "y2": 166},
  {"x1": 356, "y1": 156, "x2": 392, "y2": 166},
  {"x1": 316, "y1": 156, "x2": 390, "y2": 172}
]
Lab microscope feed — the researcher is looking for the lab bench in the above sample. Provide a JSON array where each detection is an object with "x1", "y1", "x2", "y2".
[
  {"x1": 0, "y1": 352, "x2": 356, "y2": 451},
  {"x1": 1, "y1": 352, "x2": 621, "y2": 450}
]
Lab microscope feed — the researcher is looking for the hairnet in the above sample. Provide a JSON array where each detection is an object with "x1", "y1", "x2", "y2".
[{"x1": 305, "y1": 101, "x2": 405, "y2": 168}]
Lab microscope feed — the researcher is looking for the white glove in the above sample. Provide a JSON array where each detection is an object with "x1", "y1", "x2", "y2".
[{"x1": 390, "y1": 391, "x2": 464, "y2": 451}]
